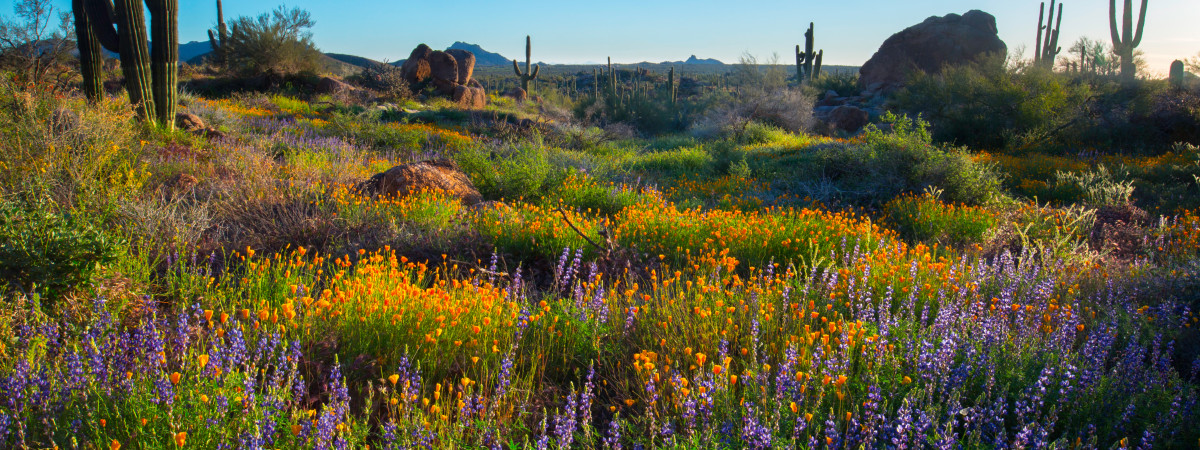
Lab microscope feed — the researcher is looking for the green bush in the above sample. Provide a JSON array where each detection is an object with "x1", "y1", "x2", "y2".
[
  {"x1": 883, "y1": 189, "x2": 996, "y2": 247},
  {"x1": 892, "y1": 58, "x2": 1090, "y2": 151},
  {"x1": 0, "y1": 197, "x2": 120, "y2": 303},
  {"x1": 454, "y1": 143, "x2": 568, "y2": 201},
  {"x1": 222, "y1": 6, "x2": 323, "y2": 77},
  {"x1": 771, "y1": 113, "x2": 1003, "y2": 206}
]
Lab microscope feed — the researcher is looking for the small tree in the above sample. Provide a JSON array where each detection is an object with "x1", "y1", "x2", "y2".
[
  {"x1": 223, "y1": 6, "x2": 322, "y2": 77},
  {"x1": 0, "y1": 0, "x2": 74, "y2": 90}
]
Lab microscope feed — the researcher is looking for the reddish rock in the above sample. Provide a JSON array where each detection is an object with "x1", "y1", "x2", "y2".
[
  {"x1": 360, "y1": 160, "x2": 483, "y2": 205},
  {"x1": 859, "y1": 10, "x2": 1007, "y2": 94},
  {"x1": 175, "y1": 112, "x2": 206, "y2": 131},
  {"x1": 453, "y1": 85, "x2": 488, "y2": 109},
  {"x1": 315, "y1": 76, "x2": 352, "y2": 94},
  {"x1": 444, "y1": 49, "x2": 476, "y2": 85},
  {"x1": 504, "y1": 87, "x2": 528, "y2": 102},
  {"x1": 400, "y1": 44, "x2": 434, "y2": 85}
]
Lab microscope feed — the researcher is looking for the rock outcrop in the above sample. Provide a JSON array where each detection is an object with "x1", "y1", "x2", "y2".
[
  {"x1": 829, "y1": 106, "x2": 870, "y2": 133},
  {"x1": 356, "y1": 160, "x2": 483, "y2": 205},
  {"x1": 859, "y1": 10, "x2": 1007, "y2": 94},
  {"x1": 399, "y1": 44, "x2": 488, "y2": 108}
]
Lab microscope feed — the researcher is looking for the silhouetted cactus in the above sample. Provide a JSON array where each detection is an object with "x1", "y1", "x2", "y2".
[
  {"x1": 512, "y1": 35, "x2": 540, "y2": 93},
  {"x1": 668, "y1": 66, "x2": 677, "y2": 104},
  {"x1": 1035, "y1": 0, "x2": 1063, "y2": 69},
  {"x1": 796, "y1": 23, "x2": 823, "y2": 83},
  {"x1": 1109, "y1": 0, "x2": 1147, "y2": 81},
  {"x1": 71, "y1": 0, "x2": 104, "y2": 102},
  {"x1": 207, "y1": 0, "x2": 227, "y2": 60},
  {"x1": 76, "y1": 0, "x2": 178, "y2": 129},
  {"x1": 1170, "y1": 60, "x2": 1185, "y2": 88}
]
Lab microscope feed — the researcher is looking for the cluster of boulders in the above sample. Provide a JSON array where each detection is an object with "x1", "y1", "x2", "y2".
[{"x1": 400, "y1": 44, "x2": 488, "y2": 108}]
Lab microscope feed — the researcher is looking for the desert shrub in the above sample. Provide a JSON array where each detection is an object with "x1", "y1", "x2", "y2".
[
  {"x1": 884, "y1": 189, "x2": 997, "y2": 247},
  {"x1": 0, "y1": 196, "x2": 120, "y2": 302},
  {"x1": 623, "y1": 145, "x2": 713, "y2": 179},
  {"x1": 807, "y1": 71, "x2": 859, "y2": 97},
  {"x1": 774, "y1": 113, "x2": 1002, "y2": 206},
  {"x1": 1053, "y1": 165, "x2": 1135, "y2": 207},
  {"x1": 351, "y1": 63, "x2": 413, "y2": 103},
  {"x1": 222, "y1": 6, "x2": 322, "y2": 77},
  {"x1": 454, "y1": 143, "x2": 568, "y2": 201},
  {"x1": 690, "y1": 88, "x2": 815, "y2": 139},
  {"x1": 0, "y1": 0, "x2": 75, "y2": 90},
  {"x1": 549, "y1": 173, "x2": 642, "y2": 216},
  {"x1": 893, "y1": 58, "x2": 1090, "y2": 151},
  {"x1": 0, "y1": 79, "x2": 144, "y2": 211}
]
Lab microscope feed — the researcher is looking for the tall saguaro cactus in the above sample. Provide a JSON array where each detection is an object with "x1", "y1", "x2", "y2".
[
  {"x1": 147, "y1": 0, "x2": 178, "y2": 129},
  {"x1": 667, "y1": 66, "x2": 677, "y2": 105},
  {"x1": 512, "y1": 35, "x2": 540, "y2": 93},
  {"x1": 1109, "y1": 0, "x2": 1148, "y2": 81},
  {"x1": 73, "y1": 0, "x2": 178, "y2": 129},
  {"x1": 1035, "y1": 0, "x2": 1063, "y2": 69},
  {"x1": 796, "y1": 23, "x2": 823, "y2": 84},
  {"x1": 1169, "y1": 60, "x2": 1185, "y2": 88},
  {"x1": 71, "y1": 0, "x2": 104, "y2": 102},
  {"x1": 207, "y1": 0, "x2": 227, "y2": 59}
]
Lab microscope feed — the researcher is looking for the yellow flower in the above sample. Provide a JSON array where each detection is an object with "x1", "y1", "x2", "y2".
[
  {"x1": 174, "y1": 431, "x2": 187, "y2": 447},
  {"x1": 170, "y1": 372, "x2": 182, "y2": 385},
  {"x1": 110, "y1": 440, "x2": 121, "y2": 450},
  {"x1": 388, "y1": 374, "x2": 400, "y2": 385},
  {"x1": 197, "y1": 354, "x2": 209, "y2": 369}
]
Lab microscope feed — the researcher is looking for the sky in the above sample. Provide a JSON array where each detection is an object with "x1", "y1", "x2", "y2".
[{"x1": 40, "y1": 0, "x2": 1200, "y2": 75}]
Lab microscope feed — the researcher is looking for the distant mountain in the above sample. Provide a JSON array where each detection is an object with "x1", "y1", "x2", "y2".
[
  {"x1": 326, "y1": 53, "x2": 385, "y2": 68},
  {"x1": 447, "y1": 42, "x2": 510, "y2": 66},
  {"x1": 179, "y1": 41, "x2": 213, "y2": 64},
  {"x1": 684, "y1": 55, "x2": 724, "y2": 65}
]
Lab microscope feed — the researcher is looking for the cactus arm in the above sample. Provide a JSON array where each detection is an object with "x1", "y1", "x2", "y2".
[
  {"x1": 1035, "y1": 2, "x2": 1045, "y2": 63},
  {"x1": 1109, "y1": 0, "x2": 1122, "y2": 49},
  {"x1": 1050, "y1": 2, "x2": 1062, "y2": 59},
  {"x1": 84, "y1": 0, "x2": 120, "y2": 53},
  {"x1": 814, "y1": 50, "x2": 823, "y2": 80},
  {"x1": 1131, "y1": 0, "x2": 1147, "y2": 47},
  {"x1": 513, "y1": 59, "x2": 522, "y2": 77},
  {"x1": 530, "y1": 64, "x2": 539, "y2": 80}
]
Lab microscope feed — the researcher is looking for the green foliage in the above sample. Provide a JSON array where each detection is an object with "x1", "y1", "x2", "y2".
[
  {"x1": 892, "y1": 59, "x2": 1090, "y2": 151},
  {"x1": 455, "y1": 143, "x2": 567, "y2": 201},
  {"x1": 223, "y1": 6, "x2": 322, "y2": 77},
  {"x1": 350, "y1": 63, "x2": 413, "y2": 103},
  {"x1": 884, "y1": 189, "x2": 997, "y2": 247},
  {"x1": 0, "y1": 197, "x2": 120, "y2": 302},
  {"x1": 1053, "y1": 165, "x2": 1135, "y2": 207},
  {"x1": 773, "y1": 113, "x2": 1003, "y2": 206}
]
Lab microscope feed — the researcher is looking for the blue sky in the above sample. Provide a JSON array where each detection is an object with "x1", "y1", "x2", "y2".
[{"x1": 43, "y1": 0, "x2": 1200, "y2": 74}]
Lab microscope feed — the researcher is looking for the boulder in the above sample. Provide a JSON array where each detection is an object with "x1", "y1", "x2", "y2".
[
  {"x1": 427, "y1": 50, "x2": 460, "y2": 94},
  {"x1": 315, "y1": 76, "x2": 352, "y2": 94},
  {"x1": 466, "y1": 78, "x2": 484, "y2": 89},
  {"x1": 359, "y1": 160, "x2": 482, "y2": 205},
  {"x1": 400, "y1": 44, "x2": 434, "y2": 85},
  {"x1": 453, "y1": 85, "x2": 488, "y2": 109},
  {"x1": 175, "y1": 112, "x2": 206, "y2": 131},
  {"x1": 859, "y1": 10, "x2": 1007, "y2": 94},
  {"x1": 504, "y1": 87, "x2": 528, "y2": 102},
  {"x1": 444, "y1": 49, "x2": 476, "y2": 85},
  {"x1": 829, "y1": 106, "x2": 869, "y2": 132}
]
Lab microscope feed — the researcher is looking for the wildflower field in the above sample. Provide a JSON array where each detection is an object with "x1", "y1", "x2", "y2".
[{"x1": 1, "y1": 73, "x2": 1200, "y2": 450}]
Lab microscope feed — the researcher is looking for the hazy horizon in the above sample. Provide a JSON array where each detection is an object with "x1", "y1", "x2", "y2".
[{"x1": 45, "y1": 0, "x2": 1200, "y2": 75}]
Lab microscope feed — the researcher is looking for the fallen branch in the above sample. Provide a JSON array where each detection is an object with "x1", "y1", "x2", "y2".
[{"x1": 556, "y1": 206, "x2": 607, "y2": 254}]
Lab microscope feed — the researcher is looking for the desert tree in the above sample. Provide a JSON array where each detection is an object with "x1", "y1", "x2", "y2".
[{"x1": 0, "y1": 0, "x2": 74, "y2": 90}]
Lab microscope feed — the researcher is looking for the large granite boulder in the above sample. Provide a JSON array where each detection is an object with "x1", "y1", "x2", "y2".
[
  {"x1": 356, "y1": 160, "x2": 483, "y2": 205},
  {"x1": 400, "y1": 44, "x2": 433, "y2": 86},
  {"x1": 444, "y1": 48, "x2": 475, "y2": 85},
  {"x1": 829, "y1": 106, "x2": 869, "y2": 132},
  {"x1": 859, "y1": 10, "x2": 1007, "y2": 94}
]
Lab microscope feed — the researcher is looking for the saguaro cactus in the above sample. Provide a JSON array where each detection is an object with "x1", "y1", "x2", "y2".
[
  {"x1": 1170, "y1": 60, "x2": 1185, "y2": 88},
  {"x1": 147, "y1": 0, "x2": 178, "y2": 129},
  {"x1": 1035, "y1": 0, "x2": 1063, "y2": 69},
  {"x1": 1109, "y1": 0, "x2": 1148, "y2": 81},
  {"x1": 667, "y1": 66, "x2": 677, "y2": 104},
  {"x1": 796, "y1": 23, "x2": 823, "y2": 83},
  {"x1": 71, "y1": 0, "x2": 104, "y2": 102},
  {"x1": 74, "y1": 0, "x2": 178, "y2": 129},
  {"x1": 512, "y1": 35, "x2": 540, "y2": 93},
  {"x1": 207, "y1": 0, "x2": 227, "y2": 59}
]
